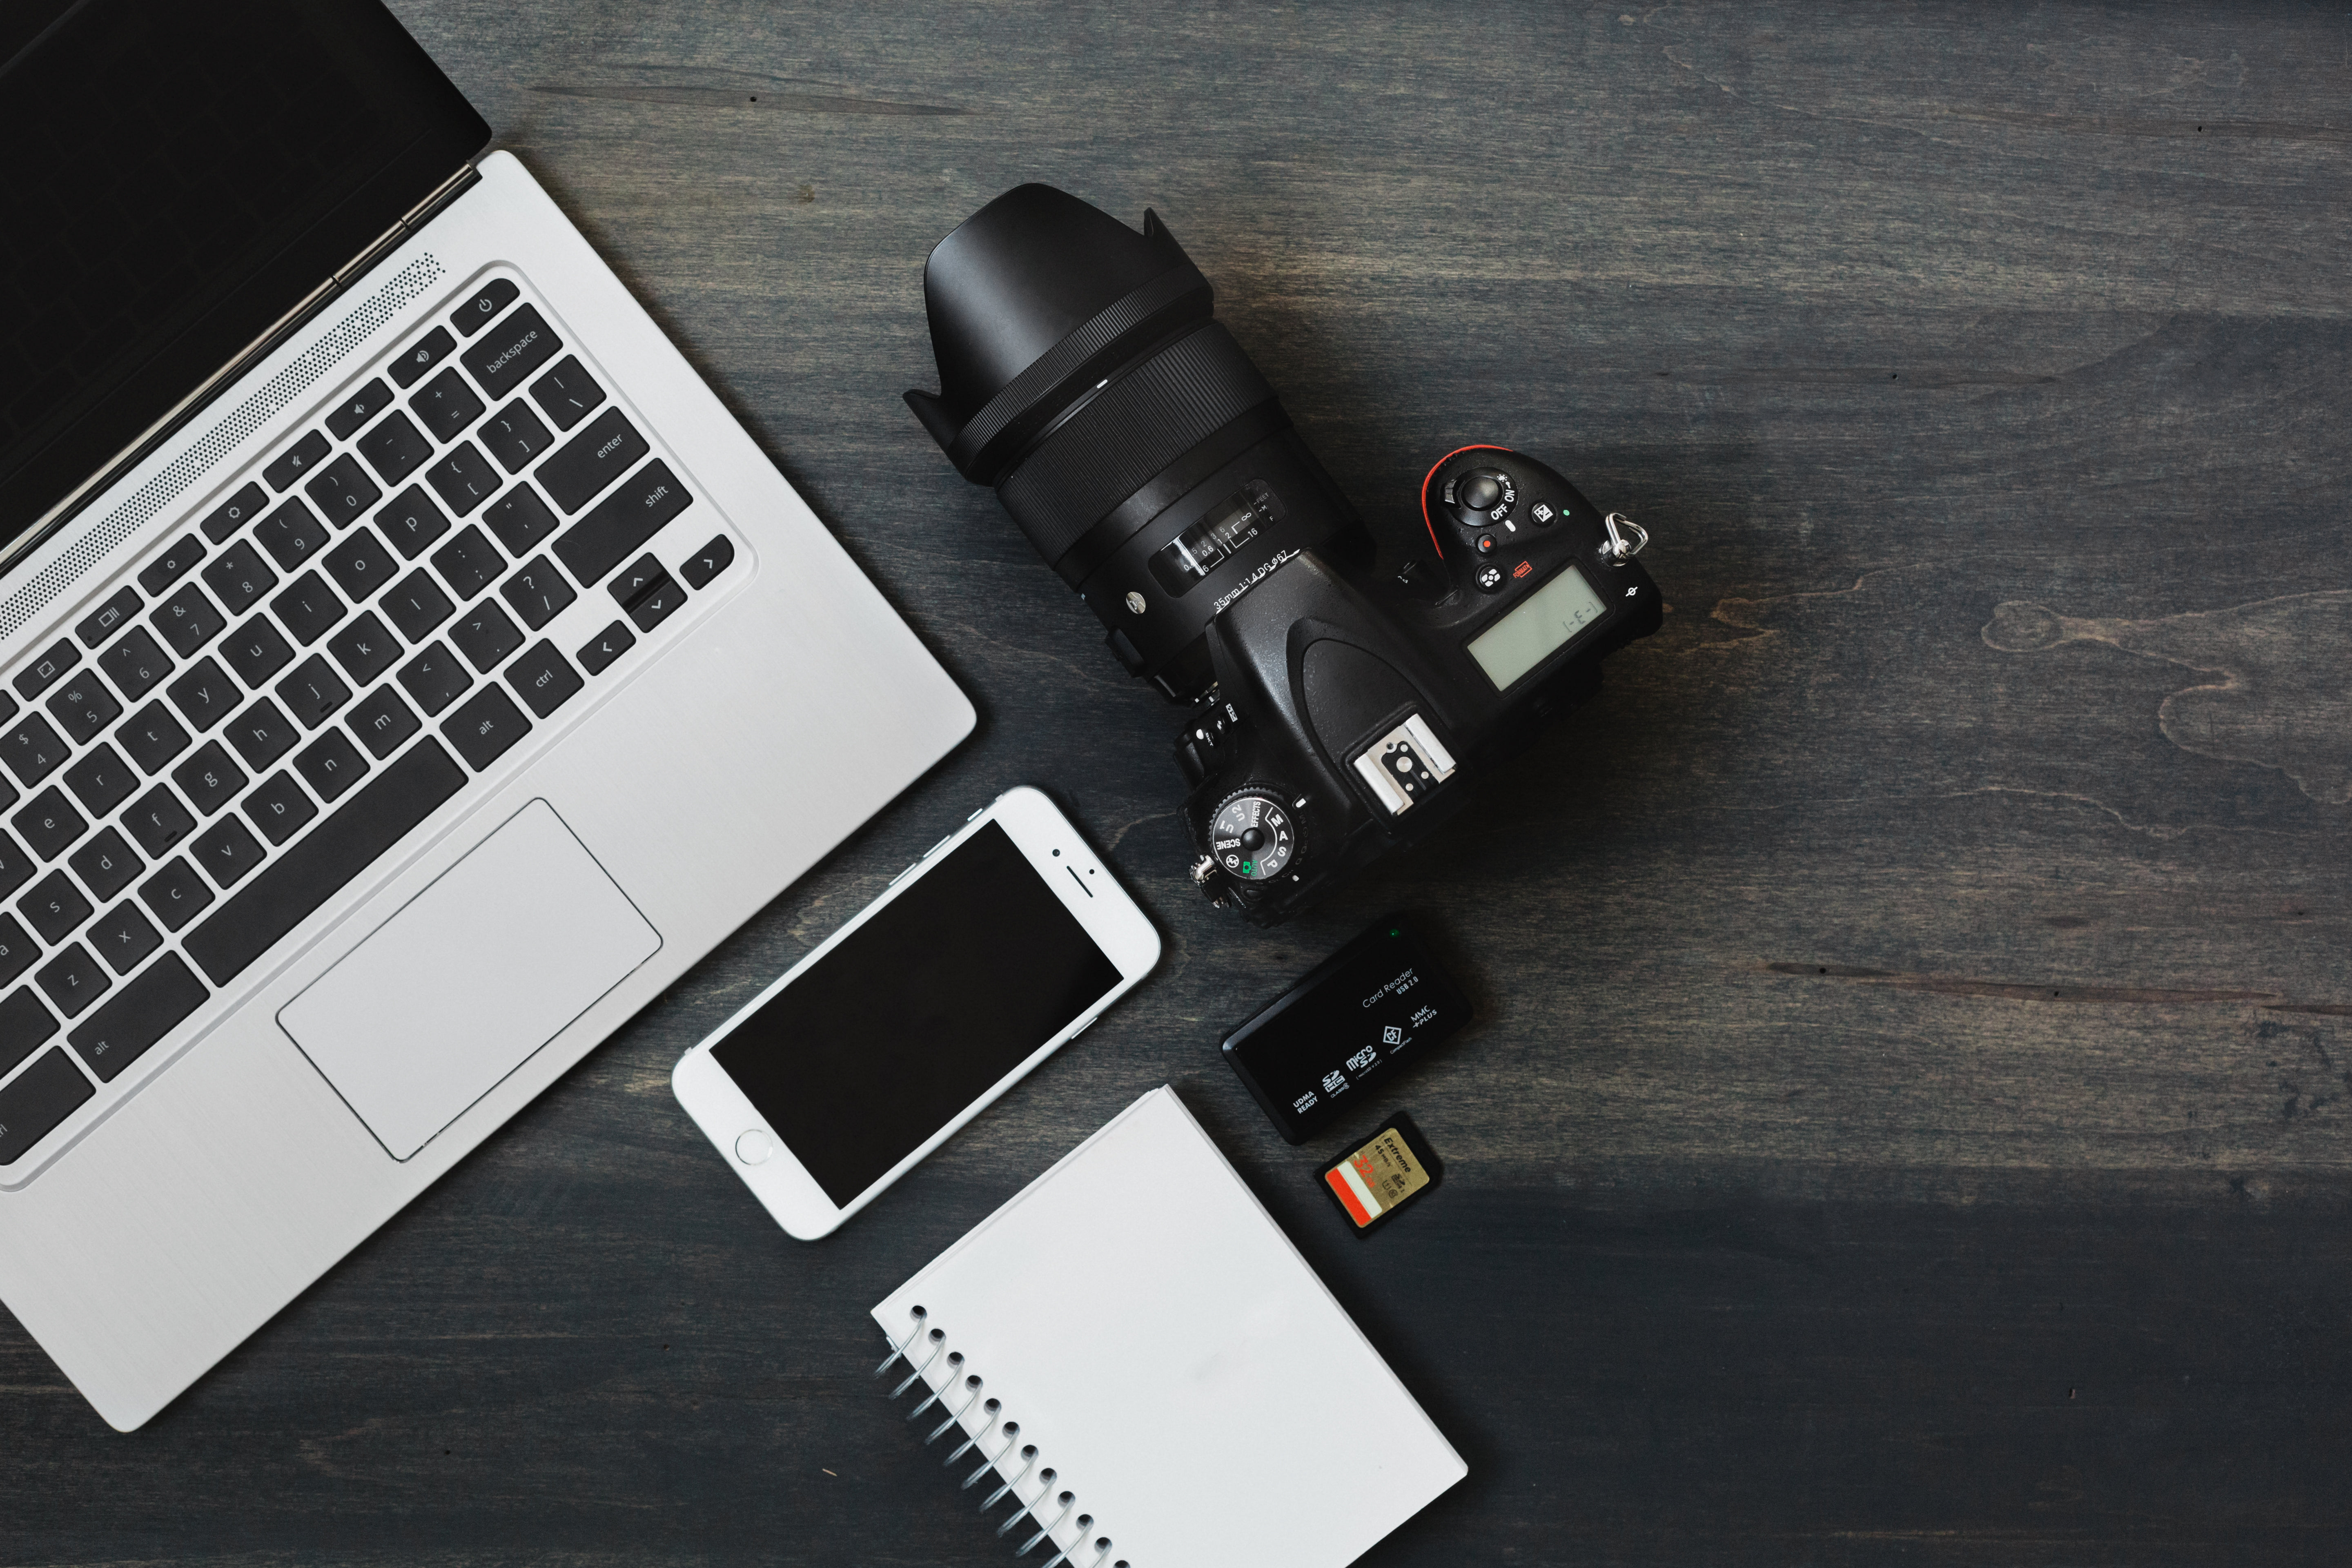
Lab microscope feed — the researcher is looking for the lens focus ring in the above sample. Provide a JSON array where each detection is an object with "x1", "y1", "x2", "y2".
[{"x1": 996, "y1": 323, "x2": 1277, "y2": 572}]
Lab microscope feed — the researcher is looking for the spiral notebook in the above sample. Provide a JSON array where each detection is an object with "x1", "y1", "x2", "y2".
[{"x1": 871, "y1": 1086, "x2": 1466, "y2": 1567}]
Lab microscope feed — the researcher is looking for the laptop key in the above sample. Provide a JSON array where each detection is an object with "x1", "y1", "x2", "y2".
[
  {"x1": 35, "y1": 944, "x2": 106, "y2": 1018},
  {"x1": 98, "y1": 627, "x2": 173, "y2": 704},
  {"x1": 505, "y1": 641, "x2": 583, "y2": 719},
  {"x1": 445, "y1": 685, "x2": 531, "y2": 771},
  {"x1": 554, "y1": 461, "x2": 690, "y2": 586},
  {"x1": 222, "y1": 616, "x2": 294, "y2": 687},
  {"x1": 432, "y1": 525, "x2": 504, "y2": 601},
  {"x1": 75, "y1": 586, "x2": 142, "y2": 649},
  {"x1": 68, "y1": 828, "x2": 142, "y2": 904},
  {"x1": 679, "y1": 534, "x2": 735, "y2": 590},
  {"x1": 198, "y1": 481, "x2": 268, "y2": 544},
  {"x1": 461, "y1": 303, "x2": 561, "y2": 400},
  {"x1": 151, "y1": 582, "x2": 227, "y2": 658},
  {"x1": 165, "y1": 656, "x2": 239, "y2": 734},
  {"x1": 577, "y1": 621, "x2": 634, "y2": 675},
  {"x1": 425, "y1": 441, "x2": 501, "y2": 517},
  {"x1": 451, "y1": 277, "x2": 519, "y2": 336},
  {"x1": 47, "y1": 671, "x2": 121, "y2": 745},
  {"x1": 242, "y1": 772, "x2": 316, "y2": 846},
  {"x1": 482, "y1": 484, "x2": 560, "y2": 556},
  {"x1": 357, "y1": 410, "x2": 434, "y2": 487},
  {"x1": 0, "y1": 833, "x2": 35, "y2": 902},
  {"x1": 87, "y1": 903, "x2": 161, "y2": 975},
  {"x1": 183, "y1": 739, "x2": 467, "y2": 987},
  {"x1": 0, "y1": 1049, "x2": 91, "y2": 1165},
  {"x1": 412, "y1": 368, "x2": 486, "y2": 444},
  {"x1": 0, "y1": 984, "x2": 55, "y2": 1076},
  {"x1": 270, "y1": 571, "x2": 346, "y2": 646},
  {"x1": 609, "y1": 553, "x2": 663, "y2": 606},
  {"x1": 122, "y1": 786, "x2": 195, "y2": 859},
  {"x1": 293, "y1": 730, "x2": 368, "y2": 804},
  {"x1": 396, "y1": 642, "x2": 471, "y2": 716},
  {"x1": 481, "y1": 401, "x2": 552, "y2": 473},
  {"x1": 68, "y1": 954, "x2": 206, "y2": 1082},
  {"x1": 136, "y1": 535, "x2": 207, "y2": 598},
  {"x1": 225, "y1": 698, "x2": 299, "y2": 771},
  {"x1": 261, "y1": 431, "x2": 330, "y2": 492},
  {"x1": 326, "y1": 610, "x2": 401, "y2": 687},
  {"x1": 172, "y1": 741, "x2": 248, "y2": 816},
  {"x1": 347, "y1": 686, "x2": 420, "y2": 759},
  {"x1": 303, "y1": 454, "x2": 381, "y2": 530},
  {"x1": 192, "y1": 817, "x2": 265, "y2": 890},
  {"x1": 388, "y1": 326, "x2": 456, "y2": 389},
  {"x1": 13, "y1": 640, "x2": 76, "y2": 702},
  {"x1": 138, "y1": 858, "x2": 215, "y2": 932},
  {"x1": 450, "y1": 600, "x2": 522, "y2": 673},
  {"x1": 62, "y1": 743, "x2": 136, "y2": 817},
  {"x1": 23, "y1": 871, "x2": 93, "y2": 944},
  {"x1": 14, "y1": 790, "x2": 85, "y2": 862},
  {"x1": 324, "y1": 377, "x2": 394, "y2": 441},
  {"x1": 537, "y1": 408, "x2": 649, "y2": 514},
  {"x1": 0, "y1": 713, "x2": 71, "y2": 788},
  {"x1": 322, "y1": 526, "x2": 395, "y2": 603},
  {"x1": 627, "y1": 575, "x2": 685, "y2": 633},
  {"x1": 276, "y1": 655, "x2": 352, "y2": 729},
  {"x1": 202, "y1": 539, "x2": 278, "y2": 618},
  {"x1": 375, "y1": 484, "x2": 453, "y2": 559},
  {"x1": 255, "y1": 496, "x2": 327, "y2": 572},
  {"x1": 382, "y1": 569, "x2": 455, "y2": 642},
  {"x1": 529, "y1": 355, "x2": 606, "y2": 432},
  {"x1": 500, "y1": 557, "x2": 575, "y2": 630}
]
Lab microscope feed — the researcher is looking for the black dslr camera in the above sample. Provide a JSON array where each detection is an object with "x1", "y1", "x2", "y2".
[{"x1": 907, "y1": 186, "x2": 1661, "y2": 925}]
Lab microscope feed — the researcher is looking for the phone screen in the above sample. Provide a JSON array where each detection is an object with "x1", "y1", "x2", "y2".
[{"x1": 711, "y1": 821, "x2": 1121, "y2": 1206}]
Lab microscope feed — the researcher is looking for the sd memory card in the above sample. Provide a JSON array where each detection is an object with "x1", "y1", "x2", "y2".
[
  {"x1": 1321, "y1": 1114, "x2": 1442, "y2": 1234},
  {"x1": 1221, "y1": 914, "x2": 1472, "y2": 1144}
]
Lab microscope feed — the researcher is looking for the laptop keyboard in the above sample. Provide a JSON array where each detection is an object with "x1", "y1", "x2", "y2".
[{"x1": 0, "y1": 274, "x2": 736, "y2": 1170}]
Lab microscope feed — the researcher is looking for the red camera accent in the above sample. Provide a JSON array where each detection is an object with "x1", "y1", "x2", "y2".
[
  {"x1": 1511, "y1": 559, "x2": 1534, "y2": 579},
  {"x1": 1418, "y1": 445, "x2": 1514, "y2": 561}
]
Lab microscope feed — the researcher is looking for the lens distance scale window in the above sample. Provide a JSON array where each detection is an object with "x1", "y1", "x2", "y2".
[{"x1": 1148, "y1": 480, "x2": 1283, "y2": 597}]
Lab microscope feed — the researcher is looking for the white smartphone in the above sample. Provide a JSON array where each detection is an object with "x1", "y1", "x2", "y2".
[{"x1": 670, "y1": 786, "x2": 1161, "y2": 1239}]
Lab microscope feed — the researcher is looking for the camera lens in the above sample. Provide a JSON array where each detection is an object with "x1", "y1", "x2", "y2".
[{"x1": 908, "y1": 185, "x2": 1356, "y2": 693}]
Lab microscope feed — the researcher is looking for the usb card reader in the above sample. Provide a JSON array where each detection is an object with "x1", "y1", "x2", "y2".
[{"x1": 1220, "y1": 914, "x2": 1473, "y2": 1143}]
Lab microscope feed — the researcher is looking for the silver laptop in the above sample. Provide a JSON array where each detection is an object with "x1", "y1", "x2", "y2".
[{"x1": 0, "y1": 0, "x2": 973, "y2": 1428}]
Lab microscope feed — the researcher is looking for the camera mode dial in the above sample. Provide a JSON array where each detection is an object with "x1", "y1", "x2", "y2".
[
  {"x1": 1208, "y1": 788, "x2": 1298, "y2": 881},
  {"x1": 1448, "y1": 468, "x2": 1517, "y2": 528}
]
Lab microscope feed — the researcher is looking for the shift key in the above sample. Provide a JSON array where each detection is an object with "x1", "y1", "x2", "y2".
[{"x1": 552, "y1": 461, "x2": 691, "y2": 588}]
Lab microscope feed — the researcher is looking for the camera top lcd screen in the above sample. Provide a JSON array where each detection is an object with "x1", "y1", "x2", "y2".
[
  {"x1": 710, "y1": 821, "x2": 1121, "y2": 1207},
  {"x1": 1465, "y1": 563, "x2": 1610, "y2": 690}
]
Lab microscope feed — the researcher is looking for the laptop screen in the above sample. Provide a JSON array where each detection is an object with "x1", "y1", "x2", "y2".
[{"x1": 0, "y1": 0, "x2": 488, "y2": 557}]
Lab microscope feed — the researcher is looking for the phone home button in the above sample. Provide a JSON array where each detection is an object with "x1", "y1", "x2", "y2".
[{"x1": 735, "y1": 1129, "x2": 773, "y2": 1165}]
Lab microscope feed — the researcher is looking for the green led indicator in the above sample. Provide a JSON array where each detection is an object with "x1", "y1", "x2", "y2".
[{"x1": 1390, "y1": 927, "x2": 1401, "y2": 936}]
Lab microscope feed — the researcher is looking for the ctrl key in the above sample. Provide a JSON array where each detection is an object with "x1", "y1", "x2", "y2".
[{"x1": 0, "y1": 1047, "x2": 93, "y2": 1166}]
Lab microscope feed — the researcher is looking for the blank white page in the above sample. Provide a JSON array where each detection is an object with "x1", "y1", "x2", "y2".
[{"x1": 872, "y1": 1086, "x2": 1465, "y2": 1568}]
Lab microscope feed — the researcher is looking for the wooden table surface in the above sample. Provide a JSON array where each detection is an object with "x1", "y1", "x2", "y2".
[{"x1": 12, "y1": 2, "x2": 2352, "y2": 1562}]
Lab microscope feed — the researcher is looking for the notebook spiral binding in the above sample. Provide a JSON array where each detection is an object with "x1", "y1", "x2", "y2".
[{"x1": 875, "y1": 1305, "x2": 1128, "y2": 1568}]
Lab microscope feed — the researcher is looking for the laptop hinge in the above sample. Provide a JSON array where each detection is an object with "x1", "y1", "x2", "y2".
[{"x1": 5, "y1": 160, "x2": 487, "y2": 575}]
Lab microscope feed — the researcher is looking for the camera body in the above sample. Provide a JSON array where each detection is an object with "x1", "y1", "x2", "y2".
[
  {"x1": 906, "y1": 185, "x2": 1660, "y2": 924},
  {"x1": 1169, "y1": 447, "x2": 1659, "y2": 922}
]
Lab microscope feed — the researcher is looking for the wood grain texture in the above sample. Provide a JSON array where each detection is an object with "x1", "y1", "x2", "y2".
[{"x1": 9, "y1": 2, "x2": 2352, "y2": 1562}]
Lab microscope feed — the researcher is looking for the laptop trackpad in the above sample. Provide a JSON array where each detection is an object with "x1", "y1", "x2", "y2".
[{"x1": 279, "y1": 800, "x2": 662, "y2": 1160}]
